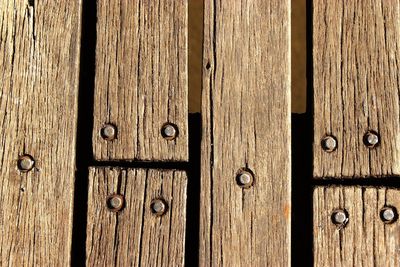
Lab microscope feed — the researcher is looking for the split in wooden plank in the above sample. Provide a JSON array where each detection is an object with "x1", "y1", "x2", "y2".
[
  {"x1": 314, "y1": 186, "x2": 400, "y2": 266},
  {"x1": 0, "y1": 1, "x2": 81, "y2": 265},
  {"x1": 313, "y1": 0, "x2": 400, "y2": 178},
  {"x1": 92, "y1": 0, "x2": 189, "y2": 162},
  {"x1": 200, "y1": 0, "x2": 291, "y2": 265},
  {"x1": 86, "y1": 167, "x2": 187, "y2": 267}
]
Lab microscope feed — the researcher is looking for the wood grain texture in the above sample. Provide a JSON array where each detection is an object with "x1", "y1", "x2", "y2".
[
  {"x1": 86, "y1": 167, "x2": 187, "y2": 266},
  {"x1": 199, "y1": 0, "x2": 291, "y2": 265},
  {"x1": 314, "y1": 186, "x2": 400, "y2": 266},
  {"x1": 313, "y1": 0, "x2": 400, "y2": 178},
  {"x1": 0, "y1": 1, "x2": 81, "y2": 266},
  {"x1": 92, "y1": 0, "x2": 188, "y2": 162}
]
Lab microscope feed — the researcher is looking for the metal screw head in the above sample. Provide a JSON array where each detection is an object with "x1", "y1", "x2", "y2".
[
  {"x1": 106, "y1": 194, "x2": 124, "y2": 212},
  {"x1": 321, "y1": 135, "x2": 337, "y2": 152},
  {"x1": 17, "y1": 154, "x2": 35, "y2": 172},
  {"x1": 100, "y1": 124, "x2": 117, "y2": 141},
  {"x1": 331, "y1": 209, "x2": 349, "y2": 226},
  {"x1": 380, "y1": 206, "x2": 398, "y2": 224},
  {"x1": 364, "y1": 131, "x2": 379, "y2": 148},
  {"x1": 150, "y1": 199, "x2": 168, "y2": 216},
  {"x1": 161, "y1": 123, "x2": 178, "y2": 140},
  {"x1": 236, "y1": 170, "x2": 254, "y2": 189}
]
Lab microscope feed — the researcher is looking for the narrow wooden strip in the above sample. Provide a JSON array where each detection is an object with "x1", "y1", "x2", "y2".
[
  {"x1": 200, "y1": 0, "x2": 291, "y2": 265},
  {"x1": 92, "y1": 0, "x2": 188, "y2": 162},
  {"x1": 86, "y1": 167, "x2": 187, "y2": 266},
  {"x1": 313, "y1": 0, "x2": 400, "y2": 178},
  {"x1": 314, "y1": 186, "x2": 400, "y2": 266},
  {"x1": 0, "y1": 1, "x2": 81, "y2": 265}
]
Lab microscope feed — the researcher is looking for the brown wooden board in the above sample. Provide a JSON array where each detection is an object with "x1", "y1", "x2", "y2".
[
  {"x1": 313, "y1": 0, "x2": 400, "y2": 178},
  {"x1": 92, "y1": 0, "x2": 188, "y2": 162},
  {"x1": 199, "y1": 0, "x2": 291, "y2": 265},
  {"x1": 314, "y1": 186, "x2": 400, "y2": 266},
  {"x1": 86, "y1": 167, "x2": 187, "y2": 266},
  {"x1": 0, "y1": 1, "x2": 81, "y2": 265}
]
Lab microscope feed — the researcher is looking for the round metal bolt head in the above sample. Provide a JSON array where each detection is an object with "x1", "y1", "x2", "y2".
[
  {"x1": 321, "y1": 135, "x2": 337, "y2": 152},
  {"x1": 380, "y1": 206, "x2": 398, "y2": 224},
  {"x1": 364, "y1": 131, "x2": 379, "y2": 148},
  {"x1": 236, "y1": 170, "x2": 254, "y2": 189},
  {"x1": 18, "y1": 155, "x2": 35, "y2": 172},
  {"x1": 161, "y1": 123, "x2": 178, "y2": 140},
  {"x1": 331, "y1": 209, "x2": 348, "y2": 226},
  {"x1": 150, "y1": 199, "x2": 168, "y2": 216},
  {"x1": 106, "y1": 194, "x2": 124, "y2": 212},
  {"x1": 101, "y1": 124, "x2": 117, "y2": 141}
]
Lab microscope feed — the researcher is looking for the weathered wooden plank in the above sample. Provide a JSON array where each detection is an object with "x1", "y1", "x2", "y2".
[
  {"x1": 314, "y1": 186, "x2": 400, "y2": 266},
  {"x1": 313, "y1": 0, "x2": 400, "y2": 178},
  {"x1": 0, "y1": 1, "x2": 81, "y2": 265},
  {"x1": 86, "y1": 167, "x2": 187, "y2": 266},
  {"x1": 199, "y1": 0, "x2": 291, "y2": 265},
  {"x1": 92, "y1": 0, "x2": 188, "y2": 162}
]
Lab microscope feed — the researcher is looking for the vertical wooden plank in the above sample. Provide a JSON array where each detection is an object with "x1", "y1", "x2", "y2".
[
  {"x1": 86, "y1": 167, "x2": 187, "y2": 266},
  {"x1": 314, "y1": 186, "x2": 400, "y2": 266},
  {"x1": 313, "y1": 0, "x2": 400, "y2": 178},
  {"x1": 92, "y1": 0, "x2": 188, "y2": 162},
  {"x1": 0, "y1": 1, "x2": 81, "y2": 265},
  {"x1": 200, "y1": 0, "x2": 291, "y2": 265}
]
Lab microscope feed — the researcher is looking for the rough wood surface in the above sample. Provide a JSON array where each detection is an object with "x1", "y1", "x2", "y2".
[
  {"x1": 313, "y1": 0, "x2": 400, "y2": 178},
  {"x1": 86, "y1": 167, "x2": 187, "y2": 266},
  {"x1": 92, "y1": 0, "x2": 188, "y2": 162},
  {"x1": 314, "y1": 186, "x2": 400, "y2": 266},
  {"x1": 199, "y1": 0, "x2": 291, "y2": 265},
  {"x1": 0, "y1": 1, "x2": 81, "y2": 265}
]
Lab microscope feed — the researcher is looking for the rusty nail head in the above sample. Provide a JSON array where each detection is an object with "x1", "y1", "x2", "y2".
[
  {"x1": 331, "y1": 209, "x2": 348, "y2": 226},
  {"x1": 101, "y1": 124, "x2": 117, "y2": 141},
  {"x1": 150, "y1": 198, "x2": 168, "y2": 216},
  {"x1": 106, "y1": 194, "x2": 124, "y2": 212},
  {"x1": 18, "y1": 154, "x2": 35, "y2": 172},
  {"x1": 321, "y1": 135, "x2": 337, "y2": 152},
  {"x1": 161, "y1": 123, "x2": 178, "y2": 140},
  {"x1": 380, "y1": 206, "x2": 398, "y2": 224},
  {"x1": 364, "y1": 131, "x2": 379, "y2": 148},
  {"x1": 236, "y1": 170, "x2": 254, "y2": 189}
]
